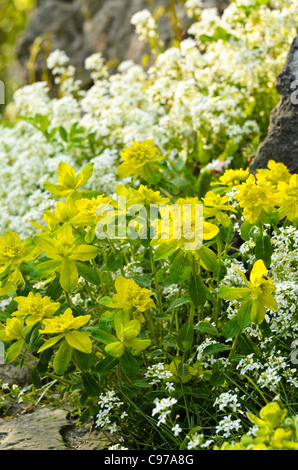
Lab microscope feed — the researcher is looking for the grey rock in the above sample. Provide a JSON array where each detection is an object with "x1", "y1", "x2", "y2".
[
  {"x1": 16, "y1": 0, "x2": 229, "y2": 86},
  {"x1": 16, "y1": 0, "x2": 93, "y2": 86},
  {"x1": 0, "y1": 363, "x2": 32, "y2": 388},
  {"x1": 250, "y1": 34, "x2": 298, "y2": 175},
  {"x1": 0, "y1": 405, "x2": 110, "y2": 450}
]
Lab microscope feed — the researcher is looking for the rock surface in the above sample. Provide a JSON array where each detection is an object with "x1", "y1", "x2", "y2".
[
  {"x1": 250, "y1": 34, "x2": 298, "y2": 175},
  {"x1": 16, "y1": 0, "x2": 228, "y2": 85},
  {"x1": 0, "y1": 405, "x2": 109, "y2": 450}
]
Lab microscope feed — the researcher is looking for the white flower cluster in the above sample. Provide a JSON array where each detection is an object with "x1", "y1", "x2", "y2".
[
  {"x1": 215, "y1": 414, "x2": 242, "y2": 438},
  {"x1": 152, "y1": 397, "x2": 178, "y2": 426},
  {"x1": 145, "y1": 362, "x2": 174, "y2": 385},
  {"x1": 214, "y1": 391, "x2": 241, "y2": 412},
  {"x1": 96, "y1": 389, "x2": 125, "y2": 433}
]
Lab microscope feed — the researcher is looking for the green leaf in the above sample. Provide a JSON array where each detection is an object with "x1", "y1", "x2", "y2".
[
  {"x1": 131, "y1": 275, "x2": 151, "y2": 288},
  {"x1": 73, "y1": 349, "x2": 95, "y2": 371},
  {"x1": 177, "y1": 322, "x2": 194, "y2": 352},
  {"x1": 198, "y1": 245, "x2": 218, "y2": 272},
  {"x1": 96, "y1": 355, "x2": 119, "y2": 374},
  {"x1": 106, "y1": 252, "x2": 123, "y2": 272},
  {"x1": 255, "y1": 233, "x2": 273, "y2": 268},
  {"x1": 209, "y1": 369, "x2": 225, "y2": 387},
  {"x1": 64, "y1": 331, "x2": 92, "y2": 353},
  {"x1": 60, "y1": 258, "x2": 78, "y2": 292},
  {"x1": 240, "y1": 220, "x2": 254, "y2": 241},
  {"x1": 105, "y1": 341, "x2": 124, "y2": 357},
  {"x1": 222, "y1": 318, "x2": 241, "y2": 339},
  {"x1": 195, "y1": 321, "x2": 218, "y2": 336},
  {"x1": 166, "y1": 295, "x2": 191, "y2": 312},
  {"x1": 53, "y1": 340, "x2": 73, "y2": 375},
  {"x1": 119, "y1": 348, "x2": 140, "y2": 376},
  {"x1": 76, "y1": 261, "x2": 100, "y2": 285},
  {"x1": 188, "y1": 274, "x2": 206, "y2": 307},
  {"x1": 29, "y1": 259, "x2": 61, "y2": 280},
  {"x1": 30, "y1": 367, "x2": 42, "y2": 389},
  {"x1": 170, "y1": 250, "x2": 192, "y2": 284},
  {"x1": 203, "y1": 343, "x2": 230, "y2": 356},
  {"x1": 37, "y1": 348, "x2": 53, "y2": 374},
  {"x1": 217, "y1": 285, "x2": 250, "y2": 301},
  {"x1": 82, "y1": 372, "x2": 100, "y2": 397},
  {"x1": 5, "y1": 338, "x2": 24, "y2": 363},
  {"x1": 91, "y1": 328, "x2": 117, "y2": 344},
  {"x1": 237, "y1": 300, "x2": 252, "y2": 328},
  {"x1": 153, "y1": 241, "x2": 179, "y2": 261}
]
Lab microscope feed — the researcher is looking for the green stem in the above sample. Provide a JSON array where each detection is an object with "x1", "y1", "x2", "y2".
[
  {"x1": 149, "y1": 245, "x2": 163, "y2": 316},
  {"x1": 228, "y1": 329, "x2": 242, "y2": 361}
]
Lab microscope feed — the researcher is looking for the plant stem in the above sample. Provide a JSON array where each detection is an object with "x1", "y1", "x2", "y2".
[{"x1": 149, "y1": 245, "x2": 163, "y2": 317}]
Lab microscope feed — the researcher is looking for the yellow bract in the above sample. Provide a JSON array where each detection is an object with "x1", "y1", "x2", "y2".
[
  {"x1": 276, "y1": 174, "x2": 298, "y2": 222},
  {"x1": 0, "y1": 231, "x2": 35, "y2": 269},
  {"x1": 234, "y1": 174, "x2": 277, "y2": 224},
  {"x1": 217, "y1": 168, "x2": 249, "y2": 187},
  {"x1": 112, "y1": 276, "x2": 155, "y2": 322},
  {"x1": 202, "y1": 191, "x2": 236, "y2": 227},
  {"x1": 0, "y1": 317, "x2": 24, "y2": 341},
  {"x1": 117, "y1": 140, "x2": 163, "y2": 178},
  {"x1": 256, "y1": 160, "x2": 291, "y2": 186},
  {"x1": 238, "y1": 259, "x2": 278, "y2": 324},
  {"x1": 12, "y1": 292, "x2": 60, "y2": 326},
  {"x1": 43, "y1": 162, "x2": 94, "y2": 197},
  {"x1": 38, "y1": 308, "x2": 92, "y2": 354}
]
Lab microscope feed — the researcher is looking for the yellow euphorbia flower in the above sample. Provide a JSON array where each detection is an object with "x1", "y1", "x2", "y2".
[
  {"x1": 116, "y1": 184, "x2": 170, "y2": 207},
  {"x1": 38, "y1": 308, "x2": 92, "y2": 354},
  {"x1": 43, "y1": 162, "x2": 94, "y2": 197},
  {"x1": 234, "y1": 174, "x2": 277, "y2": 224},
  {"x1": 12, "y1": 292, "x2": 60, "y2": 326},
  {"x1": 218, "y1": 259, "x2": 278, "y2": 324},
  {"x1": 0, "y1": 317, "x2": 24, "y2": 341},
  {"x1": 0, "y1": 231, "x2": 35, "y2": 269},
  {"x1": 33, "y1": 223, "x2": 99, "y2": 292},
  {"x1": 202, "y1": 191, "x2": 236, "y2": 227},
  {"x1": 117, "y1": 140, "x2": 163, "y2": 178},
  {"x1": 73, "y1": 195, "x2": 114, "y2": 226},
  {"x1": 217, "y1": 168, "x2": 249, "y2": 188},
  {"x1": 112, "y1": 276, "x2": 156, "y2": 322},
  {"x1": 238, "y1": 259, "x2": 277, "y2": 324},
  {"x1": 151, "y1": 198, "x2": 218, "y2": 256},
  {"x1": 276, "y1": 174, "x2": 298, "y2": 222},
  {"x1": 256, "y1": 160, "x2": 291, "y2": 186},
  {"x1": 43, "y1": 196, "x2": 79, "y2": 231},
  {"x1": 104, "y1": 310, "x2": 151, "y2": 357}
]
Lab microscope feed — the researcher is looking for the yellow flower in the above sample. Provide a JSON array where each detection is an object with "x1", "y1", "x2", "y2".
[
  {"x1": 239, "y1": 259, "x2": 277, "y2": 324},
  {"x1": 202, "y1": 191, "x2": 236, "y2": 227},
  {"x1": 256, "y1": 160, "x2": 291, "y2": 186},
  {"x1": 117, "y1": 140, "x2": 163, "y2": 178},
  {"x1": 38, "y1": 308, "x2": 92, "y2": 353},
  {"x1": 0, "y1": 317, "x2": 24, "y2": 341},
  {"x1": 43, "y1": 196, "x2": 79, "y2": 231},
  {"x1": 43, "y1": 162, "x2": 94, "y2": 197},
  {"x1": 104, "y1": 310, "x2": 151, "y2": 357},
  {"x1": 12, "y1": 292, "x2": 60, "y2": 326},
  {"x1": 234, "y1": 174, "x2": 277, "y2": 224},
  {"x1": 0, "y1": 231, "x2": 35, "y2": 269},
  {"x1": 151, "y1": 198, "x2": 218, "y2": 255},
  {"x1": 217, "y1": 168, "x2": 249, "y2": 187},
  {"x1": 276, "y1": 174, "x2": 298, "y2": 222},
  {"x1": 73, "y1": 195, "x2": 114, "y2": 226},
  {"x1": 33, "y1": 223, "x2": 99, "y2": 292},
  {"x1": 112, "y1": 276, "x2": 155, "y2": 322},
  {"x1": 218, "y1": 259, "x2": 278, "y2": 324}
]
